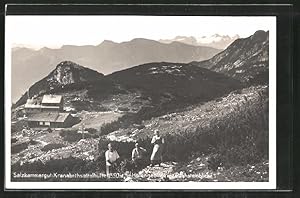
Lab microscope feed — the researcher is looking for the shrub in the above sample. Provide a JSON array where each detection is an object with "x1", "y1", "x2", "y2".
[
  {"x1": 41, "y1": 143, "x2": 66, "y2": 152},
  {"x1": 71, "y1": 100, "x2": 92, "y2": 111},
  {"x1": 215, "y1": 98, "x2": 222, "y2": 102},
  {"x1": 29, "y1": 139, "x2": 39, "y2": 145},
  {"x1": 86, "y1": 128, "x2": 97, "y2": 134},
  {"x1": 59, "y1": 129, "x2": 95, "y2": 143},
  {"x1": 59, "y1": 130, "x2": 82, "y2": 143},
  {"x1": 100, "y1": 121, "x2": 121, "y2": 136},
  {"x1": 90, "y1": 133, "x2": 99, "y2": 138},
  {"x1": 11, "y1": 142, "x2": 29, "y2": 154},
  {"x1": 133, "y1": 124, "x2": 145, "y2": 130},
  {"x1": 207, "y1": 154, "x2": 223, "y2": 171},
  {"x1": 118, "y1": 107, "x2": 130, "y2": 111},
  {"x1": 232, "y1": 89, "x2": 242, "y2": 95},
  {"x1": 11, "y1": 138, "x2": 18, "y2": 144},
  {"x1": 11, "y1": 120, "x2": 28, "y2": 134}
]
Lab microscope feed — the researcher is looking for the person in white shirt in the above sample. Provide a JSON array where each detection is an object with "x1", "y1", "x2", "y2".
[
  {"x1": 105, "y1": 143, "x2": 120, "y2": 175},
  {"x1": 150, "y1": 130, "x2": 165, "y2": 167},
  {"x1": 131, "y1": 142, "x2": 147, "y2": 169}
]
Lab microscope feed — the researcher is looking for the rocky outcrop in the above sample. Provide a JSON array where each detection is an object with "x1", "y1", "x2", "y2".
[{"x1": 193, "y1": 30, "x2": 269, "y2": 83}]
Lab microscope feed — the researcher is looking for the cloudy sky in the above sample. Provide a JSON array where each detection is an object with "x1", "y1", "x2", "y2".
[{"x1": 6, "y1": 16, "x2": 275, "y2": 50}]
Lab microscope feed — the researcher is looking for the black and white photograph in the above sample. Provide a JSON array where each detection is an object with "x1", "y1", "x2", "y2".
[{"x1": 5, "y1": 15, "x2": 276, "y2": 189}]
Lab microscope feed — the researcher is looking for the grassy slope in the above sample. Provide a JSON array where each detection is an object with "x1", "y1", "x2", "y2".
[{"x1": 11, "y1": 85, "x2": 269, "y2": 182}]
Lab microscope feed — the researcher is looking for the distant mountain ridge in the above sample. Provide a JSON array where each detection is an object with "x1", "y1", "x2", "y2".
[
  {"x1": 12, "y1": 38, "x2": 221, "y2": 102},
  {"x1": 191, "y1": 30, "x2": 269, "y2": 83},
  {"x1": 159, "y1": 34, "x2": 239, "y2": 49},
  {"x1": 13, "y1": 31, "x2": 268, "y2": 103},
  {"x1": 15, "y1": 60, "x2": 243, "y2": 111}
]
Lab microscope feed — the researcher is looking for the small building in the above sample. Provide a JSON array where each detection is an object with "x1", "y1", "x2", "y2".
[
  {"x1": 26, "y1": 112, "x2": 77, "y2": 128},
  {"x1": 24, "y1": 98, "x2": 41, "y2": 114},
  {"x1": 41, "y1": 95, "x2": 63, "y2": 111},
  {"x1": 24, "y1": 95, "x2": 63, "y2": 115},
  {"x1": 23, "y1": 94, "x2": 80, "y2": 128}
]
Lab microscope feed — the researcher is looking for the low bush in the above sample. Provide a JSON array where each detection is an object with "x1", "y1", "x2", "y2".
[
  {"x1": 11, "y1": 138, "x2": 18, "y2": 144},
  {"x1": 59, "y1": 129, "x2": 81, "y2": 143},
  {"x1": 59, "y1": 129, "x2": 94, "y2": 143},
  {"x1": 29, "y1": 139, "x2": 39, "y2": 145},
  {"x1": 11, "y1": 120, "x2": 28, "y2": 134},
  {"x1": 90, "y1": 133, "x2": 99, "y2": 138},
  {"x1": 11, "y1": 142, "x2": 29, "y2": 154},
  {"x1": 41, "y1": 143, "x2": 66, "y2": 152},
  {"x1": 100, "y1": 121, "x2": 121, "y2": 136},
  {"x1": 86, "y1": 128, "x2": 97, "y2": 134},
  {"x1": 215, "y1": 98, "x2": 222, "y2": 102},
  {"x1": 133, "y1": 124, "x2": 145, "y2": 130},
  {"x1": 71, "y1": 100, "x2": 92, "y2": 111},
  {"x1": 118, "y1": 107, "x2": 130, "y2": 111}
]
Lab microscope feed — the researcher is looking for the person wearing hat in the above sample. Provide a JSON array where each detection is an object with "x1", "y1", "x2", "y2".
[
  {"x1": 150, "y1": 130, "x2": 165, "y2": 167},
  {"x1": 131, "y1": 142, "x2": 147, "y2": 169},
  {"x1": 105, "y1": 143, "x2": 120, "y2": 176}
]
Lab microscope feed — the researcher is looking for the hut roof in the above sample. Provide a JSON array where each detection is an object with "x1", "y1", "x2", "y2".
[
  {"x1": 26, "y1": 112, "x2": 71, "y2": 123},
  {"x1": 41, "y1": 95, "x2": 63, "y2": 104}
]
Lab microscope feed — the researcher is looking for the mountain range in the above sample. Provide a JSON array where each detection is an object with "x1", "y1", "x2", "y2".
[
  {"x1": 12, "y1": 39, "x2": 221, "y2": 102},
  {"x1": 191, "y1": 30, "x2": 269, "y2": 83},
  {"x1": 13, "y1": 30, "x2": 268, "y2": 104},
  {"x1": 159, "y1": 34, "x2": 239, "y2": 49},
  {"x1": 15, "y1": 60, "x2": 242, "y2": 110}
]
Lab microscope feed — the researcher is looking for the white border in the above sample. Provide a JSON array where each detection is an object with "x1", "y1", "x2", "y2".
[{"x1": 5, "y1": 16, "x2": 276, "y2": 190}]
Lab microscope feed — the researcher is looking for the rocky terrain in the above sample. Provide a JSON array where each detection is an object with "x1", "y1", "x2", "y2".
[
  {"x1": 11, "y1": 85, "x2": 268, "y2": 182},
  {"x1": 191, "y1": 30, "x2": 269, "y2": 84}
]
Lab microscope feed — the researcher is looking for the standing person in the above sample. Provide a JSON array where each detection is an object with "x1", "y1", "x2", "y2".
[
  {"x1": 132, "y1": 142, "x2": 147, "y2": 169},
  {"x1": 105, "y1": 143, "x2": 120, "y2": 176},
  {"x1": 150, "y1": 130, "x2": 165, "y2": 167}
]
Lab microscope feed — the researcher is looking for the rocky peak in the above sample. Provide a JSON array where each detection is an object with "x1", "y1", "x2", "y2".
[
  {"x1": 99, "y1": 40, "x2": 117, "y2": 47},
  {"x1": 50, "y1": 61, "x2": 103, "y2": 86},
  {"x1": 250, "y1": 30, "x2": 269, "y2": 42},
  {"x1": 56, "y1": 60, "x2": 82, "y2": 70},
  {"x1": 15, "y1": 61, "x2": 104, "y2": 107},
  {"x1": 193, "y1": 30, "x2": 269, "y2": 83}
]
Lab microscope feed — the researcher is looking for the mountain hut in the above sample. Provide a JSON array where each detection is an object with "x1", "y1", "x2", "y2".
[{"x1": 26, "y1": 112, "x2": 76, "y2": 128}]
